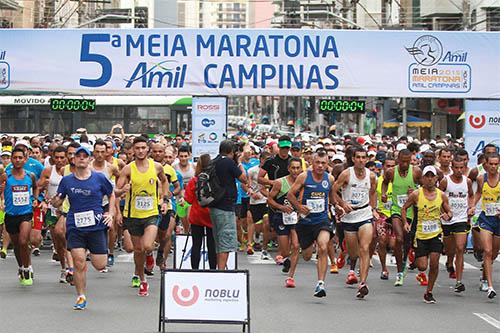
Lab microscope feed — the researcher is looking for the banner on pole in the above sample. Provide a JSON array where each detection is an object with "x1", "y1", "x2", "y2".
[
  {"x1": 464, "y1": 100, "x2": 500, "y2": 161},
  {"x1": 191, "y1": 96, "x2": 227, "y2": 158},
  {"x1": 0, "y1": 29, "x2": 499, "y2": 97}
]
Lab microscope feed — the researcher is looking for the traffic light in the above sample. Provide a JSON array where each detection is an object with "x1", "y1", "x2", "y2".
[{"x1": 135, "y1": 7, "x2": 148, "y2": 28}]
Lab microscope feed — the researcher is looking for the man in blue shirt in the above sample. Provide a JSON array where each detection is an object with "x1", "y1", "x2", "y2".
[
  {"x1": 52, "y1": 146, "x2": 115, "y2": 310},
  {"x1": 6, "y1": 140, "x2": 44, "y2": 179}
]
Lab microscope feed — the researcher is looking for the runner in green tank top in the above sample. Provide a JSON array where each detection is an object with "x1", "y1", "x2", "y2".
[{"x1": 381, "y1": 149, "x2": 421, "y2": 287}]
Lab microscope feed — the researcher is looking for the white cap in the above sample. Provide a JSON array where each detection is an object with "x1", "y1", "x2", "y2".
[
  {"x1": 368, "y1": 150, "x2": 377, "y2": 157},
  {"x1": 422, "y1": 165, "x2": 438, "y2": 176},
  {"x1": 396, "y1": 143, "x2": 407, "y2": 151},
  {"x1": 335, "y1": 144, "x2": 344, "y2": 152},
  {"x1": 419, "y1": 144, "x2": 431, "y2": 153},
  {"x1": 313, "y1": 144, "x2": 324, "y2": 152},
  {"x1": 331, "y1": 154, "x2": 345, "y2": 162},
  {"x1": 14, "y1": 139, "x2": 32, "y2": 150}
]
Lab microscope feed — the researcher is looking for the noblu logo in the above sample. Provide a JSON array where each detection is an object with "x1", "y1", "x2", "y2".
[
  {"x1": 172, "y1": 285, "x2": 200, "y2": 307},
  {"x1": 204, "y1": 288, "x2": 240, "y2": 300},
  {"x1": 202, "y1": 118, "x2": 216, "y2": 127},
  {"x1": 469, "y1": 115, "x2": 486, "y2": 129}
]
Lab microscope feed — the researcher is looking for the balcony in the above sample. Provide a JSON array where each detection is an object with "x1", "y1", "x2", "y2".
[{"x1": 420, "y1": 0, "x2": 462, "y2": 17}]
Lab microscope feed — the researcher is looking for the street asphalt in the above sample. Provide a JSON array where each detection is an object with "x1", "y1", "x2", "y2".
[{"x1": 0, "y1": 248, "x2": 498, "y2": 333}]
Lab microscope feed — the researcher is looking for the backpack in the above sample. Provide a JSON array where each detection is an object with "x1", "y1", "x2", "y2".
[{"x1": 196, "y1": 156, "x2": 226, "y2": 208}]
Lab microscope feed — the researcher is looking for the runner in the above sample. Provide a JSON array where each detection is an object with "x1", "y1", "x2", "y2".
[
  {"x1": 51, "y1": 146, "x2": 115, "y2": 310},
  {"x1": 173, "y1": 145, "x2": 195, "y2": 233},
  {"x1": 150, "y1": 142, "x2": 180, "y2": 269},
  {"x1": 116, "y1": 136, "x2": 169, "y2": 296},
  {"x1": 267, "y1": 157, "x2": 302, "y2": 287},
  {"x1": 439, "y1": 156, "x2": 475, "y2": 292},
  {"x1": 38, "y1": 145, "x2": 69, "y2": 282},
  {"x1": 333, "y1": 146, "x2": 378, "y2": 298},
  {"x1": 474, "y1": 152, "x2": 500, "y2": 299},
  {"x1": 382, "y1": 149, "x2": 422, "y2": 286},
  {"x1": 374, "y1": 154, "x2": 396, "y2": 280},
  {"x1": 90, "y1": 139, "x2": 121, "y2": 269},
  {"x1": 287, "y1": 151, "x2": 335, "y2": 298},
  {"x1": 2, "y1": 148, "x2": 39, "y2": 286},
  {"x1": 437, "y1": 148, "x2": 453, "y2": 176},
  {"x1": 401, "y1": 165, "x2": 452, "y2": 304}
]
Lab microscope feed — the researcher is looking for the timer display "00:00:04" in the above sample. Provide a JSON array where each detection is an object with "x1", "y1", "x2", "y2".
[
  {"x1": 319, "y1": 100, "x2": 365, "y2": 113},
  {"x1": 50, "y1": 98, "x2": 96, "y2": 112}
]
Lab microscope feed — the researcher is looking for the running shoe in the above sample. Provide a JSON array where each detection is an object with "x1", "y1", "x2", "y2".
[
  {"x1": 52, "y1": 251, "x2": 60, "y2": 262},
  {"x1": 146, "y1": 253, "x2": 155, "y2": 272},
  {"x1": 313, "y1": 282, "x2": 326, "y2": 298},
  {"x1": 416, "y1": 272, "x2": 428, "y2": 286},
  {"x1": 0, "y1": 249, "x2": 6, "y2": 259},
  {"x1": 59, "y1": 269, "x2": 67, "y2": 284},
  {"x1": 66, "y1": 268, "x2": 74, "y2": 285},
  {"x1": 32, "y1": 248, "x2": 40, "y2": 256},
  {"x1": 144, "y1": 267, "x2": 154, "y2": 276},
  {"x1": 394, "y1": 272, "x2": 404, "y2": 287},
  {"x1": 253, "y1": 243, "x2": 262, "y2": 252},
  {"x1": 380, "y1": 271, "x2": 389, "y2": 280},
  {"x1": 261, "y1": 250, "x2": 271, "y2": 260},
  {"x1": 246, "y1": 244, "x2": 254, "y2": 255},
  {"x1": 454, "y1": 282, "x2": 465, "y2": 293},
  {"x1": 487, "y1": 288, "x2": 497, "y2": 299},
  {"x1": 336, "y1": 252, "x2": 345, "y2": 269},
  {"x1": 447, "y1": 264, "x2": 457, "y2": 279},
  {"x1": 107, "y1": 254, "x2": 114, "y2": 267},
  {"x1": 356, "y1": 283, "x2": 369, "y2": 299},
  {"x1": 282, "y1": 257, "x2": 291, "y2": 274},
  {"x1": 18, "y1": 268, "x2": 23, "y2": 282},
  {"x1": 238, "y1": 243, "x2": 246, "y2": 252},
  {"x1": 423, "y1": 292, "x2": 436, "y2": 304},
  {"x1": 131, "y1": 275, "x2": 141, "y2": 288},
  {"x1": 21, "y1": 272, "x2": 33, "y2": 286},
  {"x1": 99, "y1": 268, "x2": 109, "y2": 273},
  {"x1": 346, "y1": 271, "x2": 358, "y2": 285},
  {"x1": 480, "y1": 279, "x2": 488, "y2": 292},
  {"x1": 139, "y1": 281, "x2": 149, "y2": 297},
  {"x1": 73, "y1": 296, "x2": 87, "y2": 310},
  {"x1": 285, "y1": 277, "x2": 296, "y2": 288},
  {"x1": 330, "y1": 263, "x2": 339, "y2": 274}
]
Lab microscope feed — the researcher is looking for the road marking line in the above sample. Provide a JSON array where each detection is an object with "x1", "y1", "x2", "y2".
[
  {"x1": 116, "y1": 253, "x2": 134, "y2": 263},
  {"x1": 246, "y1": 254, "x2": 276, "y2": 265},
  {"x1": 473, "y1": 313, "x2": 500, "y2": 330}
]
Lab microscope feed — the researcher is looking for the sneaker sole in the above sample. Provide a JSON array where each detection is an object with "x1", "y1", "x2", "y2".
[
  {"x1": 313, "y1": 291, "x2": 326, "y2": 298},
  {"x1": 424, "y1": 299, "x2": 436, "y2": 304},
  {"x1": 138, "y1": 293, "x2": 149, "y2": 297},
  {"x1": 488, "y1": 291, "x2": 497, "y2": 299}
]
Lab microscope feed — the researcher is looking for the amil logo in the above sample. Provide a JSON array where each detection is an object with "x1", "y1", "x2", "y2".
[
  {"x1": 172, "y1": 285, "x2": 200, "y2": 307},
  {"x1": 469, "y1": 115, "x2": 486, "y2": 129}
]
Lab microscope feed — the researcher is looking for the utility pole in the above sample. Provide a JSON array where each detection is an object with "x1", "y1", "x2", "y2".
[
  {"x1": 462, "y1": 0, "x2": 470, "y2": 30},
  {"x1": 402, "y1": 97, "x2": 407, "y2": 136}
]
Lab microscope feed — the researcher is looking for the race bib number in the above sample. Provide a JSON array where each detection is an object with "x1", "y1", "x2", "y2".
[
  {"x1": 449, "y1": 197, "x2": 467, "y2": 213},
  {"x1": 485, "y1": 203, "x2": 500, "y2": 217},
  {"x1": 306, "y1": 199, "x2": 325, "y2": 214},
  {"x1": 74, "y1": 210, "x2": 95, "y2": 228},
  {"x1": 135, "y1": 196, "x2": 154, "y2": 211},
  {"x1": 397, "y1": 194, "x2": 408, "y2": 207},
  {"x1": 351, "y1": 190, "x2": 368, "y2": 205},
  {"x1": 12, "y1": 191, "x2": 30, "y2": 206},
  {"x1": 422, "y1": 220, "x2": 440, "y2": 234},
  {"x1": 50, "y1": 207, "x2": 58, "y2": 216},
  {"x1": 283, "y1": 211, "x2": 298, "y2": 225},
  {"x1": 383, "y1": 200, "x2": 392, "y2": 211}
]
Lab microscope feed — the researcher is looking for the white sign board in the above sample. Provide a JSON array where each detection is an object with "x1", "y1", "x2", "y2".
[
  {"x1": 0, "y1": 29, "x2": 499, "y2": 97},
  {"x1": 191, "y1": 96, "x2": 227, "y2": 158},
  {"x1": 464, "y1": 100, "x2": 500, "y2": 161},
  {"x1": 163, "y1": 270, "x2": 248, "y2": 322},
  {"x1": 174, "y1": 234, "x2": 236, "y2": 270}
]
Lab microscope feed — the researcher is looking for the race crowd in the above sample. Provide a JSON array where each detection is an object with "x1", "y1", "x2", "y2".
[{"x1": 0, "y1": 126, "x2": 498, "y2": 310}]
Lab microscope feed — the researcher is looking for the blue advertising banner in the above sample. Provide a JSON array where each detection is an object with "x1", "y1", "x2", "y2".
[{"x1": 464, "y1": 100, "x2": 500, "y2": 162}]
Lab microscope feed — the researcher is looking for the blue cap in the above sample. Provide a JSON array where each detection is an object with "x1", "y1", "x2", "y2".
[
  {"x1": 291, "y1": 141, "x2": 302, "y2": 150},
  {"x1": 75, "y1": 146, "x2": 91, "y2": 156}
]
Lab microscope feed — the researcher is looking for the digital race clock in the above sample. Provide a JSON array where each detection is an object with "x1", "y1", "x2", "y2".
[
  {"x1": 50, "y1": 98, "x2": 96, "y2": 113},
  {"x1": 318, "y1": 99, "x2": 365, "y2": 113}
]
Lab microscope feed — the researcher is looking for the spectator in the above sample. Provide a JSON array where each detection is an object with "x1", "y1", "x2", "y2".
[
  {"x1": 209, "y1": 140, "x2": 248, "y2": 270},
  {"x1": 184, "y1": 154, "x2": 216, "y2": 269}
]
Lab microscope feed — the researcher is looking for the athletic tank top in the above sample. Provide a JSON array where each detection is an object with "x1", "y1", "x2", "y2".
[
  {"x1": 274, "y1": 177, "x2": 297, "y2": 225},
  {"x1": 377, "y1": 176, "x2": 392, "y2": 218},
  {"x1": 481, "y1": 173, "x2": 500, "y2": 217},
  {"x1": 124, "y1": 159, "x2": 159, "y2": 219},
  {"x1": 341, "y1": 167, "x2": 372, "y2": 223},
  {"x1": 416, "y1": 188, "x2": 443, "y2": 240},
  {"x1": 444, "y1": 175, "x2": 468, "y2": 224},
  {"x1": 391, "y1": 165, "x2": 415, "y2": 218},
  {"x1": 92, "y1": 161, "x2": 113, "y2": 206},
  {"x1": 48, "y1": 166, "x2": 63, "y2": 212},
  {"x1": 301, "y1": 170, "x2": 330, "y2": 225},
  {"x1": 175, "y1": 162, "x2": 195, "y2": 186},
  {"x1": 4, "y1": 171, "x2": 34, "y2": 216}
]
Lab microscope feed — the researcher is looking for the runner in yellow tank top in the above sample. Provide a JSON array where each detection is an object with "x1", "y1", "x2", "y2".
[
  {"x1": 401, "y1": 165, "x2": 452, "y2": 304},
  {"x1": 474, "y1": 152, "x2": 500, "y2": 299},
  {"x1": 115, "y1": 136, "x2": 169, "y2": 297}
]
